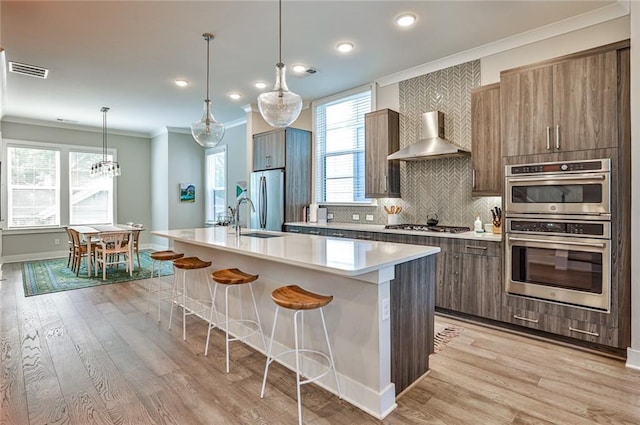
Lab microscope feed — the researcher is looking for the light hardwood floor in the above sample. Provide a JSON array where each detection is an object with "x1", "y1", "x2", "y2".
[{"x1": 2, "y1": 261, "x2": 639, "y2": 425}]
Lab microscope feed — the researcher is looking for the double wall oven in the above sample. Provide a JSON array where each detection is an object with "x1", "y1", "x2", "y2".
[{"x1": 504, "y1": 158, "x2": 611, "y2": 311}]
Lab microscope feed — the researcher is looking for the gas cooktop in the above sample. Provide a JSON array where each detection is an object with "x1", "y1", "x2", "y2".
[{"x1": 384, "y1": 224, "x2": 471, "y2": 234}]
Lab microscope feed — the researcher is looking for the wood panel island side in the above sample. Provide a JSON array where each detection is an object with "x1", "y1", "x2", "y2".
[{"x1": 152, "y1": 227, "x2": 439, "y2": 419}]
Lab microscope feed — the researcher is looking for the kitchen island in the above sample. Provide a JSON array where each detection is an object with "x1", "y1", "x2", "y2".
[{"x1": 152, "y1": 227, "x2": 439, "y2": 419}]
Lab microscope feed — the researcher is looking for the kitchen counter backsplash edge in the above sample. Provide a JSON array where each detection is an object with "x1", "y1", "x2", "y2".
[{"x1": 285, "y1": 222, "x2": 502, "y2": 242}]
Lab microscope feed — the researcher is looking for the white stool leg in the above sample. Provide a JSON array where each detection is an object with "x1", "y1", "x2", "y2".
[
  {"x1": 293, "y1": 309, "x2": 303, "y2": 425},
  {"x1": 182, "y1": 269, "x2": 188, "y2": 340},
  {"x1": 249, "y1": 284, "x2": 267, "y2": 352},
  {"x1": 156, "y1": 260, "x2": 163, "y2": 322},
  {"x1": 260, "y1": 306, "x2": 280, "y2": 398},
  {"x1": 319, "y1": 307, "x2": 341, "y2": 398},
  {"x1": 168, "y1": 267, "x2": 179, "y2": 330},
  {"x1": 205, "y1": 281, "x2": 220, "y2": 356},
  {"x1": 224, "y1": 285, "x2": 232, "y2": 373},
  {"x1": 145, "y1": 258, "x2": 156, "y2": 315}
]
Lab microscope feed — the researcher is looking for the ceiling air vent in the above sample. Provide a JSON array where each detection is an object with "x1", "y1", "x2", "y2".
[
  {"x1": 293, "y1": 67, "x2": 318, "y2": 79},
  {"x1": 9, "y1": 61, "x2": 49, "y2": 79}
]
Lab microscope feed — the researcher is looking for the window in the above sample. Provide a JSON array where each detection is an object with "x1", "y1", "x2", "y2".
[
  {"x1": 7, "y1": 146, "x2": 60, "y2": 228},
  {"x1": 69, "y1": 151, "x2": 114, "y2": 225},
  {"x1": 314, "y1": 88, "x2": 372, "y2": 203},
  {"x1": 205, "y1": 146, "x2": 227, "y2": 223},
  {"x1": 5, "y1": 141, "x2": 117, "y2": 229}
]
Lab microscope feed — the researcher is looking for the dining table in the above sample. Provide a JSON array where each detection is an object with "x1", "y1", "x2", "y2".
[{"x1": 68, "y1": 223, "x2": 144, "y2": 277}]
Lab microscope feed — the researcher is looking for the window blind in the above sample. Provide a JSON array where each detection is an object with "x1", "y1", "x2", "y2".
[
  {"x1": 315, "y1": 89, "x2": 371, "y2": 203},
  {"x1": 69, "y1": 151, "x2": 114, "y2": 225}
]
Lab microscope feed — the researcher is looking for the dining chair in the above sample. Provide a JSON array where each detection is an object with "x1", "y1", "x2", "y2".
[
  {"x1": 64, "y1": 227, "x2": 76, "y2": 270},
  {"x1": 94, "y1": 231, "x2": 133, "y2": 280},
  {"x1": 68, "y1": 228, "x2": 96, "y2": 276},
  {"x1": 131, "y1": 227, "x2": 142, "y2": 268}
]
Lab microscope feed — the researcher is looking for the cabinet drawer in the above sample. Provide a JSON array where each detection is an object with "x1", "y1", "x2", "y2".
[
  {"x1": 445, "y1": 239, "x2": 501, "y2": 256},
  {"x1": 502, "y1": 306, "x2": 619, "y2": 347}
]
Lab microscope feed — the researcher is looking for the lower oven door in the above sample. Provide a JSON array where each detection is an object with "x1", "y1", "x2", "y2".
[{"x1": 506, "y1": 233, "x2": 611, "y2": 311}]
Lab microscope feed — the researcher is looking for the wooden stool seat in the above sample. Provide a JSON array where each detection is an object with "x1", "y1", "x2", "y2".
[
  {"x1": 150, "y1": 250, "x2": 184, "y2": 262},
  {"x1": 211, "y1": 268, "x2": 258, "y2": 285},
  {"x1": 173, "y1": 257, "x2": 212, "y2": 270},
  {"x1": 271, "y1": 285, "x2": 333, "y2": 310}
]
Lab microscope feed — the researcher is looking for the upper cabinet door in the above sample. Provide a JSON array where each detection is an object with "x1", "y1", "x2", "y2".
[
  {"x1": 253, "y1": 130, "x2": 286, "y2": 171},
  {"x1": 552, "y1": 50, "x2": 617, "y2": 152},
  {"x1": 471, "y1": 83, "x2": 501, "y2": 196},
  {"x1": 365, "y1": 109, "x2": 401, "y2": 198},
  {"x1": 501, "y1": 66, "x2": 553, "y2": 157}
]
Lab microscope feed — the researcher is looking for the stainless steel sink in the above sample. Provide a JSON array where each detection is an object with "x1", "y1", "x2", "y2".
[{"x1": 240, "y1": 232, "x2": 283, "y2": 239}]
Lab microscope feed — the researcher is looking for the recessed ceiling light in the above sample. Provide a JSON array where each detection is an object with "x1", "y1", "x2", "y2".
[
  {"x1": 395, "y1": 13, "x2": 417, "y2": 28},
  {"x1": 254, "y1": 81, "x2": 267, "y2": 89},
  {"x1": 174, "y1": 79, "x2": 189, "y2": 87},
  {"x1": 229, "y1": 93, "x2": 241, "y2": 100},
  {"x1": 292, "y1": 64, "x2": 307, "y2": 73},
  {"x1": 336, "y1": 42, "x2": 354, "y2": 53}
]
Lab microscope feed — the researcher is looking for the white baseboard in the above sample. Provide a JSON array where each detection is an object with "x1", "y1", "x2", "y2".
[{"x1": 626, "y1": 347, "x2": 640, "y2": 370}]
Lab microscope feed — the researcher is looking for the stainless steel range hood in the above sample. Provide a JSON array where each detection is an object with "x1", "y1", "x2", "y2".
[{"x1": 387, "y1": 111, "x2": 470, "y2": 161}]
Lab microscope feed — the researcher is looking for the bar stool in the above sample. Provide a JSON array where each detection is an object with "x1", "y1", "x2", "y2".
[
  {"x1": 207, "y1": 268, "x2": 267, "y2": 373},
  {"x1": 145, "y1": 250, "x2": 184, "y2": 322},
  {"x1": 169, "y1": 257, "x2": 214, "y2": 341},
  {"x1": 260, "y1": 285, "x2": 341, "y2": 425}
]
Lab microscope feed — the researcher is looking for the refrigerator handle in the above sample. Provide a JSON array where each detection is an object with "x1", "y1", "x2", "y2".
[{"x1": 260, "y1": 176, "x2": 267, "y2": 229}]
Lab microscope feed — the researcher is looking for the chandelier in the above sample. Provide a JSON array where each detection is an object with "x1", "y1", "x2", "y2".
[
  {"x1": 90, "y1": 107, "x2": 121, "y2": 177},
  {"x1": 191, "y1": 33, "x2": 225, "y2": 147},
  {"x1": 257, "y1": 0, "x2": 302, "y2": 128}
]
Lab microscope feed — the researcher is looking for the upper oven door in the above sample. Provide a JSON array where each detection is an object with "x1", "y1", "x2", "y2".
[{"x1": 505, "y1": 172, "x2": 610, "y2": 215}]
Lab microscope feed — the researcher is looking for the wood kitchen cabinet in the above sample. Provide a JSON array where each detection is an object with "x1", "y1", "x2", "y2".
[
  {"x1": 501, "y1": 42, "x2": 623, "y2": 157},
  {"x1": 253, "y1": 128, "x2": 312, "y2": 223},
  {"x1": 365, "y1": 109, "x2": 401, "y2": 198},
  {"x1": 435, "y1": 239, "x2": 502, "y2": 321},
  {"x1": 471, "y1": 83, "x2": 501, "y2": 196},
  {"x1": 253, "y1": 129, "x2": 286, "y2": 170}
]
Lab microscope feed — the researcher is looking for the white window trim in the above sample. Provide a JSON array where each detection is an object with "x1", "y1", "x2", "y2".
[
  {"x1": 311, "y1": 83, "x2": 377, "y2": 206},
  {"x1": 2, "y1": 138, "x2": 119, "y2": 232}
]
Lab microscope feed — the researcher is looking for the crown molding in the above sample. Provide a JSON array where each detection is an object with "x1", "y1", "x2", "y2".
[
  {"x1": 1, "y1": 115, "x2": 150, "y2": 138},
  {"x1": 376, "y1": 0, "x2": 630, "y2": 87}
]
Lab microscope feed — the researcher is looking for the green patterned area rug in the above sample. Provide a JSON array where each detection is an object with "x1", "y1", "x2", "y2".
[{"x1": 21, "y1": 250, "x2": 174, "y2": 297}]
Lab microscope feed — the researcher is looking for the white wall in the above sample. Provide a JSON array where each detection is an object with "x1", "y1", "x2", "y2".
[
  {"x1": 376, "y1": 83, "x2": 399, "y2": 112},
  {"x1": 150, "y1": 130, "x2": 169, "y2": 248},
  {"x1": 167, "y1": 131, "x2": 205, "y2": 230},
  {"x1": 481, "y1": 16, "x2": 630, "y2": 84}
]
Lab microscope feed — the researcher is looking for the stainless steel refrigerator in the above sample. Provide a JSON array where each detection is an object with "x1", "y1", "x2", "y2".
[{"x1": 250, "y1": 169, "x2": 285, "y2": 231}]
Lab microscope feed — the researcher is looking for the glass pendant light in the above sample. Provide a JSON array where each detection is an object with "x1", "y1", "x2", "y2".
[
  {"x1": 90, "y1": 107, "x2": 121, "y2": 178},
  {"x1": 191, "y1": 33, "x2": 225, "y2": 147},
  {"x1": 257, "y1": 0, "x2": 302, "y2": 128}
]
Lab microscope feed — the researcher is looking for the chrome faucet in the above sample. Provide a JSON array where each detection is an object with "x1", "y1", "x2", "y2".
[{"x1": 235, "y1": 197, "x2": 255, "y2": 237}]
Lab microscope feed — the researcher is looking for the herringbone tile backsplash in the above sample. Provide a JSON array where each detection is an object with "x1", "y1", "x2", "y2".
[{"x1": 326, "y1": 60, "x2": 502, "y2": 229}]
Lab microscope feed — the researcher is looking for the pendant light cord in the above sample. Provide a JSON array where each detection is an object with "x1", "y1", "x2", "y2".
[
  {"x1": 101, "y1": 107, "x2": 109, "y2": 162},
  {"x1": 205, "y1": 34, "x2": 211, "y2": 101},
  {"x1": 278, "y1": 0, "x2": 282, "y2": 65}
]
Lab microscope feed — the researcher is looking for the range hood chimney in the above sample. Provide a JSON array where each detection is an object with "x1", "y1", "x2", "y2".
[{"x1": 387, "y1": 111, "x2": 470, "y2": 161}]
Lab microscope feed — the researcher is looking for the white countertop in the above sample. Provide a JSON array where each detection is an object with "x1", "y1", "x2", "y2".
[
  {"x1": 152, "y1": 227, "x2": 440, "y2": 277},
  {"x1": 285, "y1": 222, "x2": 503, "y2": 242}
]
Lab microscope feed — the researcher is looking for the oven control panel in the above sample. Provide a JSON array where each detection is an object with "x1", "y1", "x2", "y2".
[
  {"x1": 507, "y1": 158, "x2": 610, "y2": 176},
  {"x1": 508, "y1": 220, "x2": 608, "y2": 238}
]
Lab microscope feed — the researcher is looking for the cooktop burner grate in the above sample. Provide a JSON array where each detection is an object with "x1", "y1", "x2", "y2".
[{"x1": 384, "y1": 224, "x2": 471, "y2": 233}]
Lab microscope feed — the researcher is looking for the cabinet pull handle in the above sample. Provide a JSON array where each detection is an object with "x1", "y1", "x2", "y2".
[
  {"x1": 513, "y1": 314, "x2": 539, "y2": 324},
  {"x1": 384, "y1": 175, "x2": 388, "y2": 192},
  {"x1": 331, "y1": 232, "x2": 344, "y2": 237},
  {"x1": 569, "y1": 326, "x2": 599, "y2": 337},
  {"x1": 309, "y1": 231, "x2": 320, "y2": 235},
  {"x1": 465, "y1": 245, "x2": 487, "y2": 250},
  {"x1": 472, "y1": 169, "x2": 476, "y2": 189},
  {"x1": 546, "y1": 126, "x2": 551, "y2": 150},
  {"x1": 555, "y1": 125, "x2": 560, "y2": 149},
  {"x1": 359, "y1": 235, "x2": 372, "y2": 240},
  {"x1": 288, "y1": 229, "x2": 300, "y2": 233}
]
